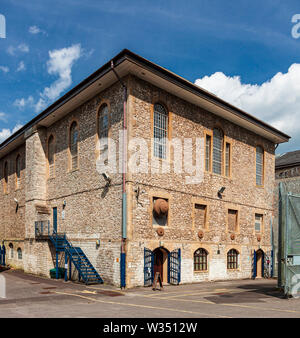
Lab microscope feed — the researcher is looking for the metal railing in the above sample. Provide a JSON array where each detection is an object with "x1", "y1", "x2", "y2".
[{"x1": 35, "y1": 221, "x2": 50, "y2": 237}]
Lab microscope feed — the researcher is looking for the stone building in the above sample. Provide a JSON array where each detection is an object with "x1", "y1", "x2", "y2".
[{"x1": 0, "y1": 49, "x2": 290, "y2": 287}]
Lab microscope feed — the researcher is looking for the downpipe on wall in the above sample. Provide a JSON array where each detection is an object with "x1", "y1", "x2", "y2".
[{"x1": 111, "y1": 61, "x2": 127, "y2": 289}]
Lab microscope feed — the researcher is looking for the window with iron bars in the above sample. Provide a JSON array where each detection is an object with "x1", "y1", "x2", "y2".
[{"x1": 153, "y1": 103, "x2": 168, "y2": 159}]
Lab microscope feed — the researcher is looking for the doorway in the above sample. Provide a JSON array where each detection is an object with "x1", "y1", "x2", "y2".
[
  {"x1": 153, "y1": 247, "x2": 169, "y2": 283},
  {"x1": 256, "y1": 249, "x2": 264, "y2": 278}
]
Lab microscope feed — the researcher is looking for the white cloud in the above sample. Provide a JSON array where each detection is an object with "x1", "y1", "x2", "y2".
[
  {"x1": 14, "y1": 44, "x2": 82, "y2": 113},
  {"x1": 7, "y1": 43, "x2": 29, "y2": 56},
  {"x1": 0, "y1": 124, "x2": 23, "y2": 144},
  {"x1": 29, "y1": 25, "x2": 42, "y2": 34},
  {"x1": 0, "y1": 112, "x2": 7, "y2": 122},
  {"x1": 194, "y1": 64, "x2": 300, "y2": 146},
  {"x1": 16, "y1": 61, "x2": 26, "y2": 72},
  {"x1": 13, "y1": 96, "x2": 34, "y2": 109},
  {"x1": 0, "y1": 66, "x2": 9, "y2": 73},
  {"x1": 35, "y1": 44, "x2": 82, "y2": 112}
]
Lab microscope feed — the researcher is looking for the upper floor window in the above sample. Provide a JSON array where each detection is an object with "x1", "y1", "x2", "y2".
[
  {"x1": 228, "y1": 209, "x2": 238, "y2": 232},
  {"x1": 205, "y1": 134, "x2": 212, "y2": 171},
  {"x1": 98, "y1": 104, "x2": 109, "y2": 139},
  {"x1": 98, "y1": 104, "x2": 109, "y2": 162},
  {"x1": 3, "y1": 161, "x2": 8, "y2": 194},
  {"x1": 194, "y1": 248, "x2": 208, "y2": 271},
  {"x1": 256, "y1": 146, "x2": 264, "y2": 186},
  {"x1": 212, "y1": 128, "x2": 223, "y2": 175},
  {"x1": 16, "y1": 155, "x2": 21, "y2": 189},
  {"x1": 153, "y1": 103, "x2": 168, "y2": 159},
  {"x1": 69, "y1": 121, "x2": 79, "y2": 170},
  {"x1": 225, "y1": 142, "x2": 231, "y2": 177},
  {"x1": 48, "y1": 135, "x2": 55, "y2": 178},
  {"x1": 194, "y1": 204, "x2": 208, "y2": 229},
  {"x1": 255, "y1": 213, "x2": 263, "y2": 233}
]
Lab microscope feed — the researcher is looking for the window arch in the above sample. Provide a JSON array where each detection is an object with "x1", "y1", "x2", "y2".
[
  {"x1": 15, "y1": 155, "x2": 21, "y2": 189},
  {"x1": 17, "y1": 248, "x2": 22, "y2": 260},
  {"x1": 194, "y1": 248, "x2": 208, "y2": 271},
  {"x1": 212, "y1": 128, "x2": 224, "y2": 175},
  {"x1": 227, "y1": 249, "x2": 239, "y2": 269},
  {"x1": 9, "y1": 243, "x2": 13, "y2": 259},
  {"x1": 3, "y1": 161, "x2": 8, "y2": 193},
  {"x1": 256, "y1": 146, "x2": 264, "y2": 186},
  {"x1": 98, "y1": 103, "x2": 109, "y2": 139},
  {"x1": 48, "y1": 135, "x2": 55, "y2": 178},
  {"x1": 69, "y1": 121, "x2": 79, "y2": 170},
  {"x1": 153, "y1": 103, "x2": 168, "y2": 159}
]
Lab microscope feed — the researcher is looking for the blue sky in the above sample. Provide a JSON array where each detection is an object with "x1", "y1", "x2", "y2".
[{"x1": 0, "y1": 0, "x2": 300, "y2": 153}]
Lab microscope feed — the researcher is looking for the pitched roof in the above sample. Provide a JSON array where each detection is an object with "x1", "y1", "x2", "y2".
[
  {"x1": 0, "y1": 49, "x2": 290, "y2": 158},
  {"x1": 276, "y1": 150, "x2": 300, "y2": 169}
]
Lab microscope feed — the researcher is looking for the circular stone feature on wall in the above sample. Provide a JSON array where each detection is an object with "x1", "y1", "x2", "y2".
[
  {"x1": 198, "y1": 230, "x2": 204, "y2": 239},
  {"x1": 230, "y1": 233, "x2": 235, "y2": 240},
  {"x1": 156, "y1": 227, "x2": 164, "y2": 236}
]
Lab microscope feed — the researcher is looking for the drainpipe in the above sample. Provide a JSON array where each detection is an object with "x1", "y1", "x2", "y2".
[{"x1": 111, "y1": 61, "x2": 127, "y2": 289}]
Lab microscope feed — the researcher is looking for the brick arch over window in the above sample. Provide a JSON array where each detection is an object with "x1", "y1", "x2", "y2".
[
  {"x1": 153, "y1": 102, "x2": 169, "y2": 159},
  {"x1": 227, "y1": 249, "x2": 239, "y2": 270},
  {"x1": 47, "y1": 135, "x2": 55, "y2": 178},
  {"x1": 15, "y1": 154, "x2": 21, "y2": 189},
  {"x1": 194, "y1": 248, "x2": 208, "y2": 271},
  {"x1": 69, "y1": 121, "x2": 79, "y2": 170},
  {"x1": 256, "y1": 145, "x2": 264, "y2": 186},
  {"x1": 212, "y1": 128, "x2": 224, "y2": 175}
]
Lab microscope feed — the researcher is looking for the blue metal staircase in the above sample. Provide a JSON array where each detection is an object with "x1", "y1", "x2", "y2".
[{"x1": 49, "y1": 232, "x2": 103, "y2": 285}]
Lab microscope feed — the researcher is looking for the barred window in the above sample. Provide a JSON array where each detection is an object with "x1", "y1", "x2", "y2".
[
  {"x1": 213, "y1": 128, "x2": 223, "y2": 175},
  {"x1": 256, "y1": 146, "x2": 264, "y2": 186},
  {"x1": 48, "y1": 135, "x2": 55, "y2": 178},
  {"x1": 70, "y1": 122, "x2": 79, "y2": 170},
  {"x1": 98, "y1": 104, "x2": 109, "y2": 139},
  {"x1": 225, "y1": 142, "x2": 231, "y2": 177},
  {"x1": 3, "y1": 161, "x2": 8, "y2": 193},
  {"x1": 255, "y1": 214, "x2": 263, "y2": 233},
  {"x1": 227, "y1": 249, "x2": 238, "y2": 269},
  {"x1": 16, "y1": 155, "x2": 21, "y2": 188},
  {"x1": 194, "y1": 248, "x2": 208, "y2": 271},
  {"x1": 153, "y1": 103, "x2": 168, "y2": 159},
  {"x1": 205, "y1": 135, "x2": 211, "y2": 171}
]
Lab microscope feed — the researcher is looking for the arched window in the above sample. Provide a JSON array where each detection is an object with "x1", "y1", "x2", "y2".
[
  {"x1": 194, "y1": 248, "x2": 208, "y2": 271},
  {"x1": 70, "y1": 122, "x2": 79, "y2": 170},
  {"x1": 153, "y1": 103, "x2": 168, "y2": 159},
  {"x1": 16, "y1": 155, "x2": 21, "y2": 189},
  {"x1": 227, "y1": 249, "x2": 238, "y2": 269},
  {"x1": 256, "y1": 146, "x2": 264, "y2": 186},
  {"x1": 17, "y1": 248, "x2": 22, "y2": 260},
  {"x1": 3, "y1": 161, "x2": 8, "y2": 193},
  {"x1": 213, "y1": 128, "x2": 223, "y2": 175},
  {"x1": 9, "y1": 243, "x2": 13, "y2": 259},
  {"x1": 98, "y1": 104, "x2": 109, "y2": 139},
  {"x1": 48, "y1": 135, "x2": 55, "y2": 178}
]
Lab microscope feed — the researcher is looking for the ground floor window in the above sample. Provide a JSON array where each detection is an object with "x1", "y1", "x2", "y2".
[
  {"x1": 227, "y1": 249, "x2": 238, "y2": 269},
  {"x1": 17, "y1": 248, "x2": 22, "y2": 260},
  {"x1": 194, "y1": 248, "x2": 208, "y2": 271},
  {"x1": 9, "y1": 243, "x2": 13, "y2": 259}
]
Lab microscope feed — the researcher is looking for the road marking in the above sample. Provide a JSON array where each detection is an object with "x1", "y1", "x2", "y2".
[
  {"x1": 86, "y1": 286, "x2": 126, "y2": 295},
  {"x1": 53, "y1": 290, "x2": 231, "y2": 318},
  {"x1": 161, "y1": 290, "x2": 237, "y2": 300}
]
